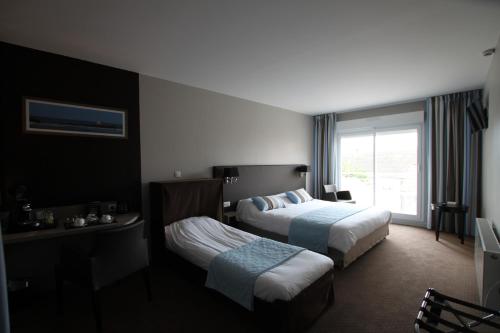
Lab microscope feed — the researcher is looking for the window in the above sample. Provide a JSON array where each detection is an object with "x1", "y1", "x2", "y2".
[
  {"x1": 339, "y1": 134, "x2": 374, "y2": 207},
  {"x1": 374, "y1": 129, "x2": 419, "y2": 216},
  {"x1": 337, "y1": 112, "x2": 424, "y2": 223}
]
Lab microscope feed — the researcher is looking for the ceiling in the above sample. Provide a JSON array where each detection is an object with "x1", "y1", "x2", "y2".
[{"x1": 1, "y1": 0, "x2": 499, "y2": 115}]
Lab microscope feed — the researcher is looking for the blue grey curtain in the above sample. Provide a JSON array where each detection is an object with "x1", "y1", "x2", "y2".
[
  {"x1": 312, "y1": 113, "x2": 336, "y2": 198},
  {"x1": 426, "y1": 90, "x2": 482, "y2": 236}
]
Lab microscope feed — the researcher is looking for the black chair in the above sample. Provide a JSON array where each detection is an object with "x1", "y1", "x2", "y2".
[
  {"x1": 322, "y1": 184, "x2": 355, "y2": 203},
  {"x1": 55, "y1": 220, "x2": 151, "y2": 332}
]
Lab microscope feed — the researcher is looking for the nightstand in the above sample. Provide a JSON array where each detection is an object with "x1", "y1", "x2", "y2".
[
  {"x1": 223, "y1": 211, "x2": 238, "y2": 227},
  {"x1": 432, "y1": 202, "x2": 468, "y2": 244}
]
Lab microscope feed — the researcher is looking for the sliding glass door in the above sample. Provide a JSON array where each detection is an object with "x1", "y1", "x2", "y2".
[
  {"x1": 339, "y1": 134, "x2": 374, "y2": 207},
  {"x1": 374, "y1": 129, "x2": 419, "y2": 216},
  {"x1": 339, "y1": 126, "x2": 422, "y2": 222}
]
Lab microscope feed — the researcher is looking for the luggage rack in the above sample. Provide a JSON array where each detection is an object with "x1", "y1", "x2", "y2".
[{"x1": 415, "y1": 288, "x2": 500, "y2": 333}]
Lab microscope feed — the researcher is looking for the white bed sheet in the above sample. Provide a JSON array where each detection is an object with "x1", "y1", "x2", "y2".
[
  {"x1": 164, "y1": 216, "x2": 333, "y2": 302},
  {"x1": 236, "y1": 198, "x2": 391, "y2": 253}
]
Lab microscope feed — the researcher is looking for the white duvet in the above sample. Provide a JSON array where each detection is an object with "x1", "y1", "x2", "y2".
[
  {"x1": 165, "y1": 216, "x2": 333, "y2": 302},
  {"x1": 237, "y1": 198, "x2": 391, "y2": 254}
]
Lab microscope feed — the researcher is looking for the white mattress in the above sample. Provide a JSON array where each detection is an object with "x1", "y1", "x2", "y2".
[
  {"x1": 165, "y1": 216, "x2": 333, "y2": 302},
  {"x1": 237, "y1": 198, "x2": 391, "y2": 253}
]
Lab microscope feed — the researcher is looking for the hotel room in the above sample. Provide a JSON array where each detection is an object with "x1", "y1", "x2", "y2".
[{"x1": 1, "y1": 1, "x2": 500, "y2": 332}]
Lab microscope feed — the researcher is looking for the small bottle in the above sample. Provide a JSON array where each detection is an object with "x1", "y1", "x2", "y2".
[{"x1": 45, "y1": 210, "x2": 54, "y2": 225}]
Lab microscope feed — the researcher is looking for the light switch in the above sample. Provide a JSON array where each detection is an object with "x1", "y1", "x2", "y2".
[{"x1": 174, "y1": 170, "x2": 182, "y2": 178}]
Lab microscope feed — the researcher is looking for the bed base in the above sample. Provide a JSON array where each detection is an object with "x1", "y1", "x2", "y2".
[
  {"x1": 238, "y1": 222, "x2": 390, "y2": 269},
  {"x1": 165, "y1": 250, "x2": 335, "y2": 333}
]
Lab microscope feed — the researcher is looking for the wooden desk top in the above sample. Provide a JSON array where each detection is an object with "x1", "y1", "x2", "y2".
[{"x1": 2, "y1": 212, "x2": 140, "y2": 245}]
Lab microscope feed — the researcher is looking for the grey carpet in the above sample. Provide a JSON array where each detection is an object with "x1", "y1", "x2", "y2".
[
  {"x1": 9, "y1": 224, "x2": 477, "y2": 333},
  {"x1": 309, "y1": 224, "x2": 477, "y2": 333}
]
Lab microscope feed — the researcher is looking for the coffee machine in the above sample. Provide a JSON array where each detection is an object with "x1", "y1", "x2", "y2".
[{"x1": 11, "y1": 185, "x2": 34, "y2": 230}]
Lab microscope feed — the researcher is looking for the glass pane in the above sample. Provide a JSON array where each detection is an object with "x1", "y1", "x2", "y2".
[
  {"x1": 375, "y1": 129, "x2": 418, "y2": 215},
  {"x1": 340, "y1": 134, "x2": 374, "y2": 206}
]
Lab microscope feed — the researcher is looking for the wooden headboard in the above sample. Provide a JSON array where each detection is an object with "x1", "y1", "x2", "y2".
[
  {"x1": 213, "y1": 164, "x2": 306, "y2": 206},
  {"x1": 149, "y1": 178, "x2": 223, "y2": 263}
]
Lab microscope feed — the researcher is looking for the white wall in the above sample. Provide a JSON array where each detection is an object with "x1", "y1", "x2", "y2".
[
  {"x1": 140, "y1": 75, "x2": 313, "y2": 212},
  {"x1": 482, "y1": 36, "x2": 500, "y2": 230}
]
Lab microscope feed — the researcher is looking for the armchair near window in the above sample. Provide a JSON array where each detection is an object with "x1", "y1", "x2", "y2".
[
  {"x1": 322, "y1": 184, "x2": 356, "y2": 204},
  {"x1": 55, "y1": 219, "x2": 151, "y2": 333}
]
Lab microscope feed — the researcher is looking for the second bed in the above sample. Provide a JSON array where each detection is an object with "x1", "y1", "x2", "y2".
[
  {"x1": 237, "y1": 195, "x2": 392, "y2": 268},
  {"x1": 150, "y1": 179, "x2": 335, "y2": 332}
]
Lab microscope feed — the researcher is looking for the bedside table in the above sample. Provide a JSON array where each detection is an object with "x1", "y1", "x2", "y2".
[{"x1": 223, "y1": 211, "x2": 238, "y2": 227}]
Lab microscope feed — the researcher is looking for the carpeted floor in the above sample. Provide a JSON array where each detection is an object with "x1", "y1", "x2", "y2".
[
  {"x1": 310, "y1": 224, "x2": 477, "y2": 333},
  {"x1": 9, "y1": 224, "x2": 477, "y2": 333}
]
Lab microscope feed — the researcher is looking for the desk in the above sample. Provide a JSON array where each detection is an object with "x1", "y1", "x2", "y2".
[
  {"x1": 2, "y1": 213, "x2": 140, "y2": 245},
  {"x1": 432, "y1": 204, "x2": 468, "y2": 244}
]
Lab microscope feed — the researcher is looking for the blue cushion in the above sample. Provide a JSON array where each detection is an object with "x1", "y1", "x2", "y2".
[
  {"x1": 286, "y1": 188, "x2": 313, "y2": 204},
  {"x1": 251, "y1": 195, "x2": 286, "y2": 211},
  {"x1": 286, "y1": 191, "x2": 300, "y2": 204},
  {"x1": 251, "y1": 197, "x2": 268, "y2": 211}
]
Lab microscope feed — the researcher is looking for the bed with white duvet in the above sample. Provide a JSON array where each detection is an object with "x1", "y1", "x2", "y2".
[
  {"x1": 236, "y1": 196, "x2": 392, "y2": 267},
  {"x1": 151, "y1": 179, "x2": 334, "y2": 332},
  {"x1": 165, "y1": 216, "x2": 333, "y2": 303}
]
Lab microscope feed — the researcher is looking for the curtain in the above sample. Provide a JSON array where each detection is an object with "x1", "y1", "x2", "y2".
[
  {"x1": 426, "y1": 90, "x2": 482, "y2": 236},
  {"x1": 312, "y1": 113, "x2": 336, "y2": 198}
]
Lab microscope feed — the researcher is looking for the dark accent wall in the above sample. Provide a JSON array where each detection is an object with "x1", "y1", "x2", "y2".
[{"x1": 0, "y1": 42, "x2": 141, "y2": 212}]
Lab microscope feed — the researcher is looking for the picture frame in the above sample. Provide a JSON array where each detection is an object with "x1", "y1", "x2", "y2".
[{"x1": 23, "y1": 97, "x2": 128, "y2": 139}]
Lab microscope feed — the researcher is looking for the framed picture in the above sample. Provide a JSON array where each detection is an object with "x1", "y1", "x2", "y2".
[{"x1": 23, "y1": 98, "x2": 127, "y2": 139}]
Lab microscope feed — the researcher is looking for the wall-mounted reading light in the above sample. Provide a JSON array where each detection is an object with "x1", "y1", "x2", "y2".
[
  {"x1": 296, "y1": 165, "x2": 310, "y2": 178},
  {"x1": 483, "y1": 48, "x2": 496, "y2": 57},
  {"x1": 223, "y1": 167, "x2": 239, "y2": 184}
]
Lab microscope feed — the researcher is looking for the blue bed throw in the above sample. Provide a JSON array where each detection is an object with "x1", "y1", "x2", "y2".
[
  {"x1": 289, "y1": 204, "x2": 368, "y2": 254},
  {"x1": 205, "y1": 238, "x2": 305, "y2": 311}
]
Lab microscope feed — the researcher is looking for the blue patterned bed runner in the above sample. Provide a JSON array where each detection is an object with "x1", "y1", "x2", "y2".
[
  {"x1": 205, "y1": 238, "x2": 305, "y2": 311},
  {"x1": 289, "y1": 204, "x2": 368, "y2": 254}
]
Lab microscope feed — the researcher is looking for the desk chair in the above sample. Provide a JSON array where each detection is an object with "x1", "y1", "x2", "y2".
[
  {"x1": 322, "y1": 184, "x2": 355, "y2": 204},
  {"x1": 55, "y1": 219, "x2": 151, "y2": 332}
]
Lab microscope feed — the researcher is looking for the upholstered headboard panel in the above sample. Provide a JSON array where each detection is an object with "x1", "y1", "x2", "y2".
[
  {"x1": 149, "y1": 178, "x2": 223, "y2": 262},
  {"x1": 213, "y1": 165, "x2": 306, "y2": 204}
]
